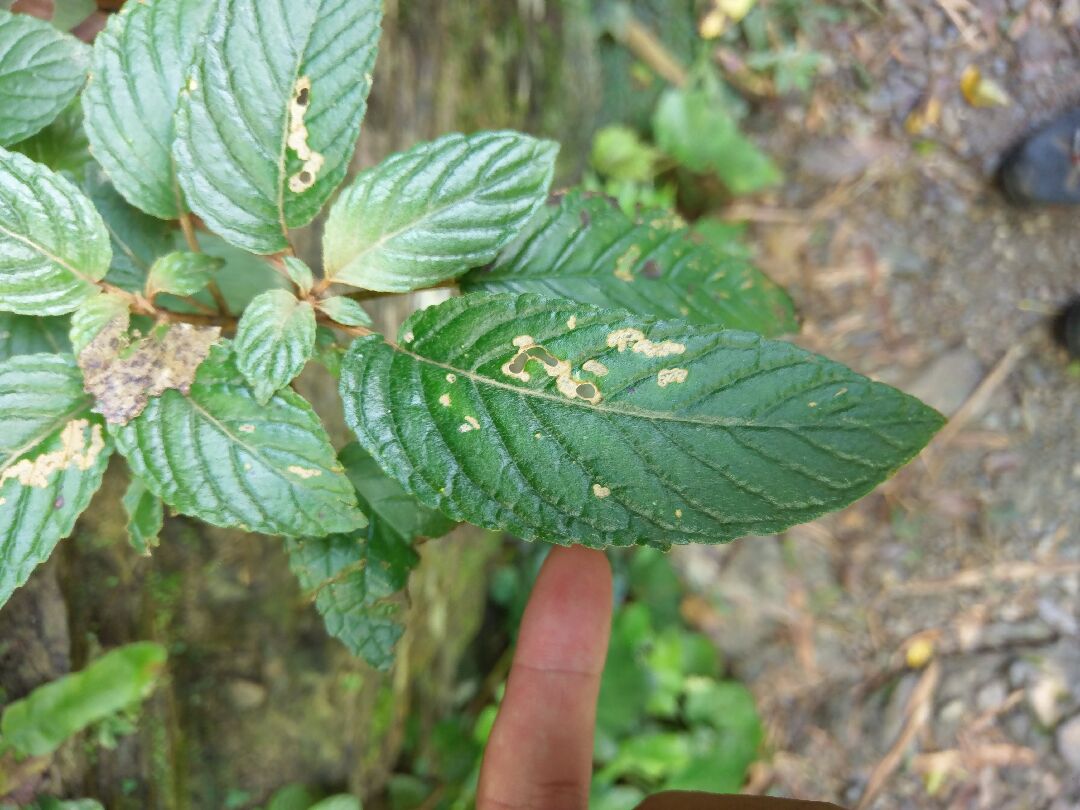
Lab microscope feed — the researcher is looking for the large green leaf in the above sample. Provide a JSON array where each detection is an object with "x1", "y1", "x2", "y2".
[
  {"x1": 323, "y1": 131, "x2": 558, "y2": 292},
  {"x1": 174, "y1": 0, "x2": 382, "y2": 253},
  {"x1": 82, "y1": 0, "x2": 214, "y2": 219},
  {"x1": 0, "y1": 355, "x2": 112, "y2": 609},
  {"x1": 0, "y1": 642, "x2": 165, "y2": 757},
  {"x1": 0, "y1": 10, "x2": 88, "y2": 146},
  {"x1": 234, "y1": 290, "x2": 317, "y2": 405},
  {"x1": 653, "y1": 86, "x2": 782, "y2": 195},
  {"x1": 339, "y1": 293, "x2": 944, "y2": 549},
  {"x1": 287, "y1": 443, "x2": 452, "y2": 669},
  {"x1": 0, "y1": 148, "x2": 111, "y2": 315},
  {"x1": 461, "y1": 191, "x2": 796, "y2": 334},
  {"x1": 112, "y1": 345, "x2": 366, "y2": 538},
  {"x1": 0, "y1": 312, "x2": 70, "y2": 360}
]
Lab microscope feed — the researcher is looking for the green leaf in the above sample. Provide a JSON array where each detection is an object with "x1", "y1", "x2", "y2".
[
  {"x1": 317, "y1": 296, "x2": 373, "y2": 328},
  {"x1": 653, "y1": 86, "x2": 782, "y2": 195},
  {"x1": 9, "y1": 100, "x2": 92, "y2": 182},
  {"x1": 339, "y1": 293, "x2": 944, "y2": 549},
  {"x1": 174, "y1": 0, "x2": 382, "y2": 253},
  {"x1": 323, "y1": 132, "x2": 558, "y2": 292},
  {"x1": 340, "y1": 442, "x2": 455, "y2": 543},
  {"x1": 146, "y1": 251, "x2": 223, "y2": 299},
  {"x1": 287, "y1": 532, "x2": 415, "y2": 671},
  {"x1": 112, "y1": 345, "x2": 366, "y2": 537},
  {"x1": 82, "y1": 0, "x2": 214, "y2": 219},
  {"x1": 591, "y1": 125, "x2": 660, "y2": 183},
  {"x1": 0, "y1": 355, "x2": 112, "y2": 610},
  {"x1": 122, "y1": 476, "x2": 163, "y2": 556},
  {"x1": 0, "y1": 148, "x2": 111, "y2": 315},
  {"x1": 461, "y1": 190, "x2": 796, "y2": 335},
  {"x1": 83, "y1": 168, "x2": 176, "y2": 293},
  {"x1": 308, "y1": 798, "x2": 360, "y2": 810},
  {"x1": 235, "y1": 290, "x2": 317, "y2": 405},
  {"x1": 0, "y1": 10, "x2": 88, "y2": 146},
  {"x1": 0, "y1": 313, "x2": 70, "y2": 361},
  {"x1": 69, "y1": 291, "x2": 129, "y2": 355},
  {"x1": 283, "y1": 256, "x2": 314, "y2": 296},
  {"x1": 287, "y1": 443, "x2": 450, "y2": 669},
  {"x1": 0, "y1": 642, "x2": 165, "y2": 757},
  {"x1": 28, "y1": 800, "x2": 105, "y2": 810}
]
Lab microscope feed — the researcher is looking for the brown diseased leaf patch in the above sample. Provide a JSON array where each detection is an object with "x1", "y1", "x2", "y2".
[{"x1": 78, "y1": 318, "x2": 221, "y2": 425}]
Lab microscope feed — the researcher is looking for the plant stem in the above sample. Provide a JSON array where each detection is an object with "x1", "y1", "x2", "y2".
[
  {"x1": 179, "y1": 212, "x2": 230, "y2": 313},
  {"x1": 609, "y1": 5, "x2": 688, "y2": 87},
  {"x1": 179, "y1": 212, "x2": 200, "y2": 253}
]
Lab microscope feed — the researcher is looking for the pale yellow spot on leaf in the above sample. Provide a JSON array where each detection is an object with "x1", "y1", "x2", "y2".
[
  {"x1": 445, "y1": 373, "x2": 457, "y2": 383},
  {"x1": 613, "y1": 245, "x2": 641, "y2": 282},
  {"x1": 403, "y1": 331, "x2": 415, "y2": 343},
  {"x1": 583, "y1": 359, "x2": 609, "y2": 377},
  {"x1": 287, "y1": 465, "x2": 322, "y2": 479},
  {"x1": 633, "y1": 339, "x2": 686, "y2": 358},
  {"x1": 239, "y1": 424, "x2": 256, "y2": 433},
  {"x1": 607, "y1": 328, "x2": 646, "y2": 352},
  {"x1": 592, "y1": 483, "x2": 611, "y2": 499},
  {"x1": 512, "y1": 335, "x2": 535, "y2": 348},
  {"x1": 566, "y1": 315, "x2": 578, "y2": 330},
  {"x1": 0, "y1": 420, "x2": 105, "y2": 489},
  {"x1": 675, "y1": 508, "x2": 683, "y2": 518},
  {"x1": 459, "y1": 416, "x2": 481, "y2": 433},
  {"x1": 657, "y1": 368, "x2": 689, "y2": 388},
  {"x1": 286, "y1": 76, "x2": 325, "y2": 193},
  {"x1": 438, "y1": 393, "x2": 451, "y2": 407}
]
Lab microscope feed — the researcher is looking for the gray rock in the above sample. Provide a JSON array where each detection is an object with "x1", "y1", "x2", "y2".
[{"x1": 1057, "y1": 714, "x2": 1080, "y2": 771}]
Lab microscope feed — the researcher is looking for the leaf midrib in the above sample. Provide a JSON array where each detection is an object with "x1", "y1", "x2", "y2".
[{"x1": 388, "y1": 340, "x2": 928, "y2": 432}]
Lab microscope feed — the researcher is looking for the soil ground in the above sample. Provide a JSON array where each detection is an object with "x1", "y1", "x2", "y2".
[{"x1": 672, "y1": 2, "x2": 1080, "y2": 808}]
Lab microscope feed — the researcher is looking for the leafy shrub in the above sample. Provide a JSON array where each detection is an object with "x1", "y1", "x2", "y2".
[{"x1": 0, "y1": 0, "x2": 942, "y2": 678}]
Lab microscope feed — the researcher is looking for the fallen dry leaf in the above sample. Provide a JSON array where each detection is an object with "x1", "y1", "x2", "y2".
[
  {"x1": 78, "y1": 318, "x2": 221, "y2": 425},
  {"x1": 960, "y1": 66, "x2": 1011, "y2": 108}
]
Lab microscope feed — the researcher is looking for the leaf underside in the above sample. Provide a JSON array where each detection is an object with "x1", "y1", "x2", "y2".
[
  {"x1": 287, "y1": 443, "x2": 451, "y2": 669},
  {"x1": 0, "y1": 11, "x2": 88, "y2": 147},
  {"x1": 0, "y1": 148, "x2": 111, "y2": 316},
  {"x1": 323, "y1": 131, "x2": 559, "y2": 292},
  {"x1": 174, "y1": 0, "x2": 382, "y2": 253},
  {"x1": 82, "y1": 0, "x2": 214, "y2": 219},
  {"x1": 112, "y1": 345, "x2": 366, "y2": 538},
  {"x1": 461, "y1": 190, "x2": 796, "y2": 335},
  {"x1": 123, "y1": 475, "x2": 163, "y2": 555},
  {"x1": 340, "y1": 293, "x2": 944, "y2": 549},
  {"x1": 0, "y1": 355, "x2": 112, "y2": 609}
]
